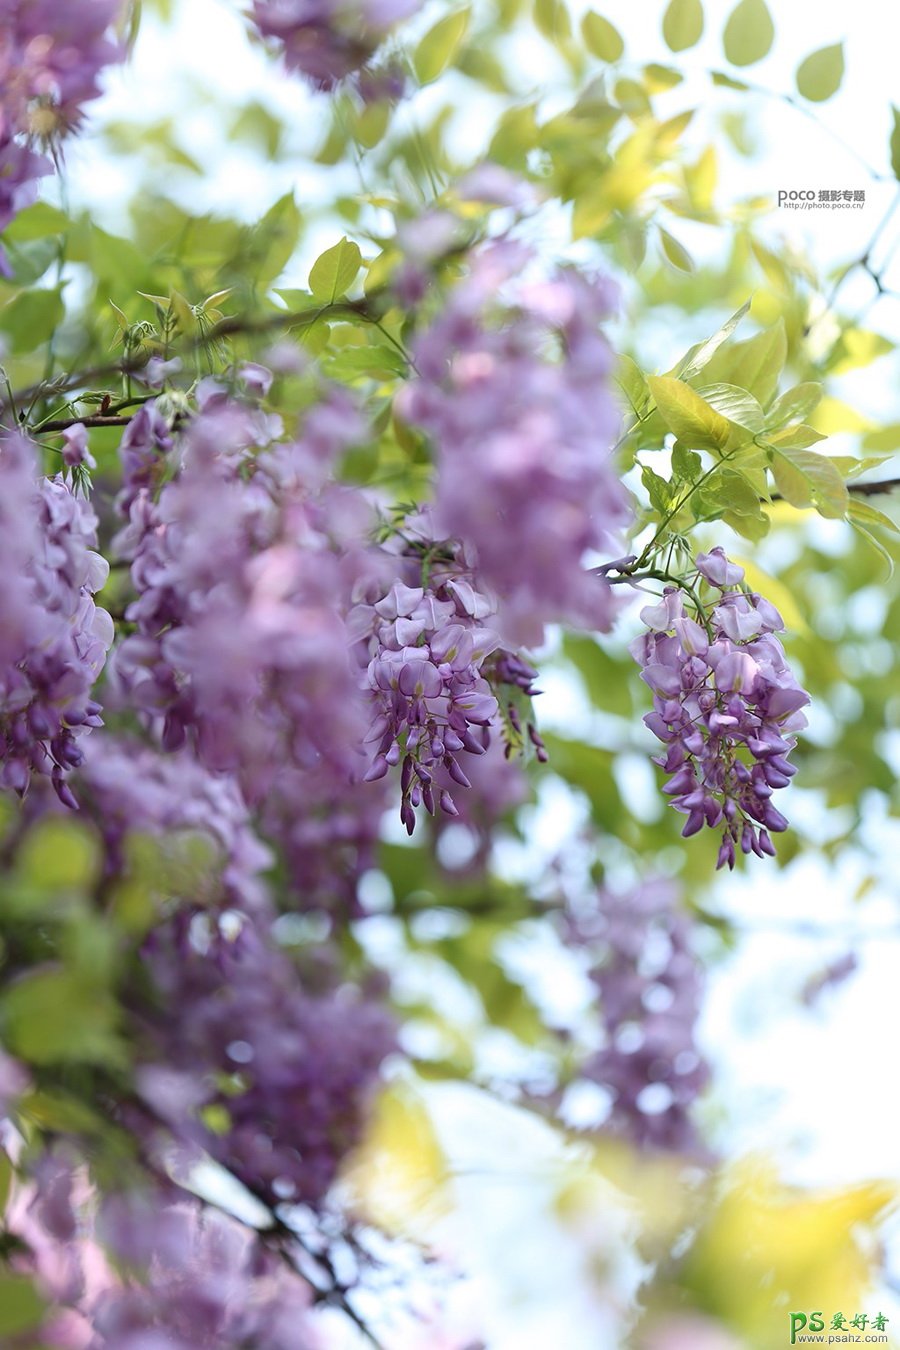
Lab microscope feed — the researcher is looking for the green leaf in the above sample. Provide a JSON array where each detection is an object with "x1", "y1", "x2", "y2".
[
  {"x1": 414, "y1": 8, "x2": 471, "y2": 84},
  {"x1": 0, "y1": 237, "x2": 58, "y2": 286},
  {"x1": 534, "y1": 0, "x2": 572, "y2": 44},
  {"x1": 615, "y1": 354, "x2": 651, "y2": 419},
  {"x1": 662, "y1": 0, "x2": 704, "y2": 52},
  {"x1": 581, "y1": 11, "x2": 623, "y2": 60},
  {"x1": 308, "y1": 237, "x2": 363, "y2": 303},
  {"x1": 647, "y1": 375, "x2": 733, "y2": 450},
  {"x1": 891, "y1": 107, "x2": 900, "y2": 181},
  {"x1": 658, "y1": 227, "x2": 694, "y2": 272},
  {"x1": 766, "y1": 382, "x2": 822, "y2": 428},
  {"x1": 671, "y1": 299, "x2": 751, "y2": 380},
  {"x1": 643, "y1": 62, "x2": 683, "y2": 91},
  {"x1": 722, "y1": 0, "x2": 774, "y2": 67},
  {"x1": 699, "y1": 320, "x2": 786, "y2": 406},
  {"x1": 562, "y1": 635, "x2": 634, "y2": 716},
  {"x1": 848, "y1": 500, "x2": 897, "y2": 576},
  {"x1": 846, "y1": 497, "x2": 900, "y2": 536},
  {"x1": 697, "y1": 382, "x2": 765, "y2": 431},
  {"x1": 766, "y1": 423, "x2": 826, "y2": 449},
  {"x1": 0, "y1": 286, "x2": 65, "y2": 354},
  {"x1": 1, "y1": 969, "x2": 123, "y2": 1068},
  {"x1": 2, "y1": 201, "x2": 69, "y2": 242},
  {"x1": 245, "y1": 192, "x2": 303, "y2": 289},
  {"x1": 795, "y1": 43, "x2": 844, "y2": 102},
  {"x1": 768, "y1": 445, "x2": 849, "y2": 518},
  {"x1": 0, "y1": 1274, "x2": 45, "y2": 1337},
  {"x1": 711, "y1": 69, "x2": 749, "y2": 90}
]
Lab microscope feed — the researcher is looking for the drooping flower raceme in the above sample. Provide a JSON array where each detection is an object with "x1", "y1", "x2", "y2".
[
  {"x1": 631, "y1": 548, "x2": 810, "y2": 867},
  {"x1": 250, "y1": 0, "x2": 421, "y2": 90},
  {"x1": 110, "y1": 388, "x2": 370, "y2": 809},
  {"x1": 0, "y1": 433, "x2": 112, "y2": 805},
  {"x1": 397, "y1": 241, "x2": 631, "y2": 648},
  {"x1": 0, "y1": 0, "x2": 122, "y2": 271},
  {"x1": 139, "y1": 908, "x2": 396, "y2": 1212},
  {"x1": 566, "y1": 879, "x2": 710, "y2": 1154},
  {"x1": 349, "y1": 519, "x2": 543, "y2": 834},
  {"x1": 2, "y1": 1156, "x2": 319, "y2": 1350}
]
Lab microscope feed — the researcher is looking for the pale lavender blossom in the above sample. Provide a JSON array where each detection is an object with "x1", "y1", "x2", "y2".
[
  {"x1": 250, "y1": 0, "x2": 421, "y2": 90},
  {"x1": 567, "y1": 879, "x2": 710, "y2": 1154},
  {"x1": 397, "y1": 240, "x2": 630, "y2": 647},
  {"x1": 0, "y1": 434, "x2": 112, "y2": 805}
]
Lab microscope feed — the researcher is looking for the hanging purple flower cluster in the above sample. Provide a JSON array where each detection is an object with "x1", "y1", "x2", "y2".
[
  {"x1": 0, "y1": 0, "x2": 122, "y2": 272},
  {"x1": 630, "y1": 547, "x2": 810, "y2": 868},
  {"x1": 0, "y1": 433, "x2": 112, "y2": 805},
  {"x1": 139, "y1": 908, "x2": 395, "y2": 1212},
  {"x1": 110, "y1": 384, "x2": 370, "y2": 807},
  {"x1": 569, "y1": 879, "x2": 710, "y2": 1154},
  {"x1": 79, "y1": 734, "x2": 273, "y2": 911},
  {"x1": 249, "y1": 0, "x2": 420, "y2": 90},
  {"x1": 397, "y1": 241, "x2": 631, "y2": 647},
  {"x1": 349, "y1": 517, "x2": 543, "y2": 834},
  {"x1": 2, "y1": 1155, "x2": 318, "y2": 1350}
]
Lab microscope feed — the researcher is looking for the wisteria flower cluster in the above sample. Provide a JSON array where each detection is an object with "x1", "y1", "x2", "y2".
[
  {"x1": 349, "y1": 518, "x2": 544, "y2": 834},
  {"x1": 139, "y1": 907, "x2": 396, "y2": 1212},
  {"x1": 250, "y1": 0, "x2": 421, "y2": 90},
  {"x1": 398, "y1": 240, "x2": 631, "y2": 647},
  {"x1": 110, "y1": 383, "x2": 369, "y2": 807},
  {"x1": 0, "y1": 433, "x2": 113, "y2": 806},
  {"x1": 0, "y1": 0, "x2": 121, "y2": 271},
  {"x1": 2, "y1": 1151, "x2": 318, "y2": 1349},
  {"x1": 567, "y1": 879, "x2": 710, "y2": 1154},
  {"x1": 631, "y1": 548, "x2": 810, "y2": 868}
]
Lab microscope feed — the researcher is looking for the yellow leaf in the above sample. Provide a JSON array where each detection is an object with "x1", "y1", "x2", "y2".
[{"x1": 342, "y1": 1085, "x2": 451, "y2": 1237}]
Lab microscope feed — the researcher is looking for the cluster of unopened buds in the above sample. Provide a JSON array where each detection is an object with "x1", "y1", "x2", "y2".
[{"x1": 631, "y1": 548, "x2": 810, "y2": 869}]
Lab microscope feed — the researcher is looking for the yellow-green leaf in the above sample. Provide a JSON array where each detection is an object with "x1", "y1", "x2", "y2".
[
  {"x1": 891, "y1": 106, "x2": 900, "y2": 181},
  {"x1": 795, "y1": 43, "x2": 844, "y2": 102},
  {"x1": 723, "y1": 0, "x2": 774, "y2": 67},
  {"x1": 414, "y1": 8, "x2": 470, "y2": 85},
  {"x1": 647, "y1": 375, "x2": 732, "y2": 450},
  {"x1": 766, "y1": 382, "x2": 822, "y2": 428},
  {"x1": 581, "y1": 10, "x2": 623, "y2": 61},
  {"x1": 0, "y1": 1274, "x2": 45, "y2": 1337},
  {"x1": 659, "y1": 226, "x2": 694, "y2": 272},
  {"x1": 534, "y1": 0, "x2": 571, "y2": 44},
  {"x1": 769, "y1": 445, "x2": 849, "y2": 518},
  {"x1": 672, "y1": 299, "x2": 751, "y2": 380},
  {"x1": 700, "y1": 320, "x2": 786, "y2": 405},
  {"x1": 662, "y1": 0, "x2": 704, "y2": 52},
  {"x1": 308, "y1": 237, "x2": 362, "y2": 303}
]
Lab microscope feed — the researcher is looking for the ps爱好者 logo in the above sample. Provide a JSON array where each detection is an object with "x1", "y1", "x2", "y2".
[{"x1": 789, "y1": 1309, "x2": 890, "y2": 1342}]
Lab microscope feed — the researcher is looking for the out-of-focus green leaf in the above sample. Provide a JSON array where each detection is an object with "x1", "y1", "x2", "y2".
[
  {"x1": 795, "y1": 43, "x2": 844, "y2": 102},
  {"x1": 659, "y1": 226, "x2": 694, "y2": 272},
  {"x1": 581, "y1": 11, "x2": 624, "y2": 61},
  {"x1": 0, "y1": 286, "x2": 65, "y2": 352},
  {"x1": 723, "y1": 0, "x2": 774, "y2": 67},
  {"x1": 1, "y1": 969, "x2": 122, "y2": 1067},
  {"x1": 414, "y1": 8, "x2": 471, "y2": 83},
  {"x1": 0, "y1": 1275, "x2": 45, "y2": 1337},
  {"x1": 671, "y1": 299, "x2": 751, "y2": 380},
  {"x1": 891, "y1": 106, "x2": 900, "y2": 180},
  {"x1": 662, "y1": 0, "x2": 704, "y2": 52}
]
